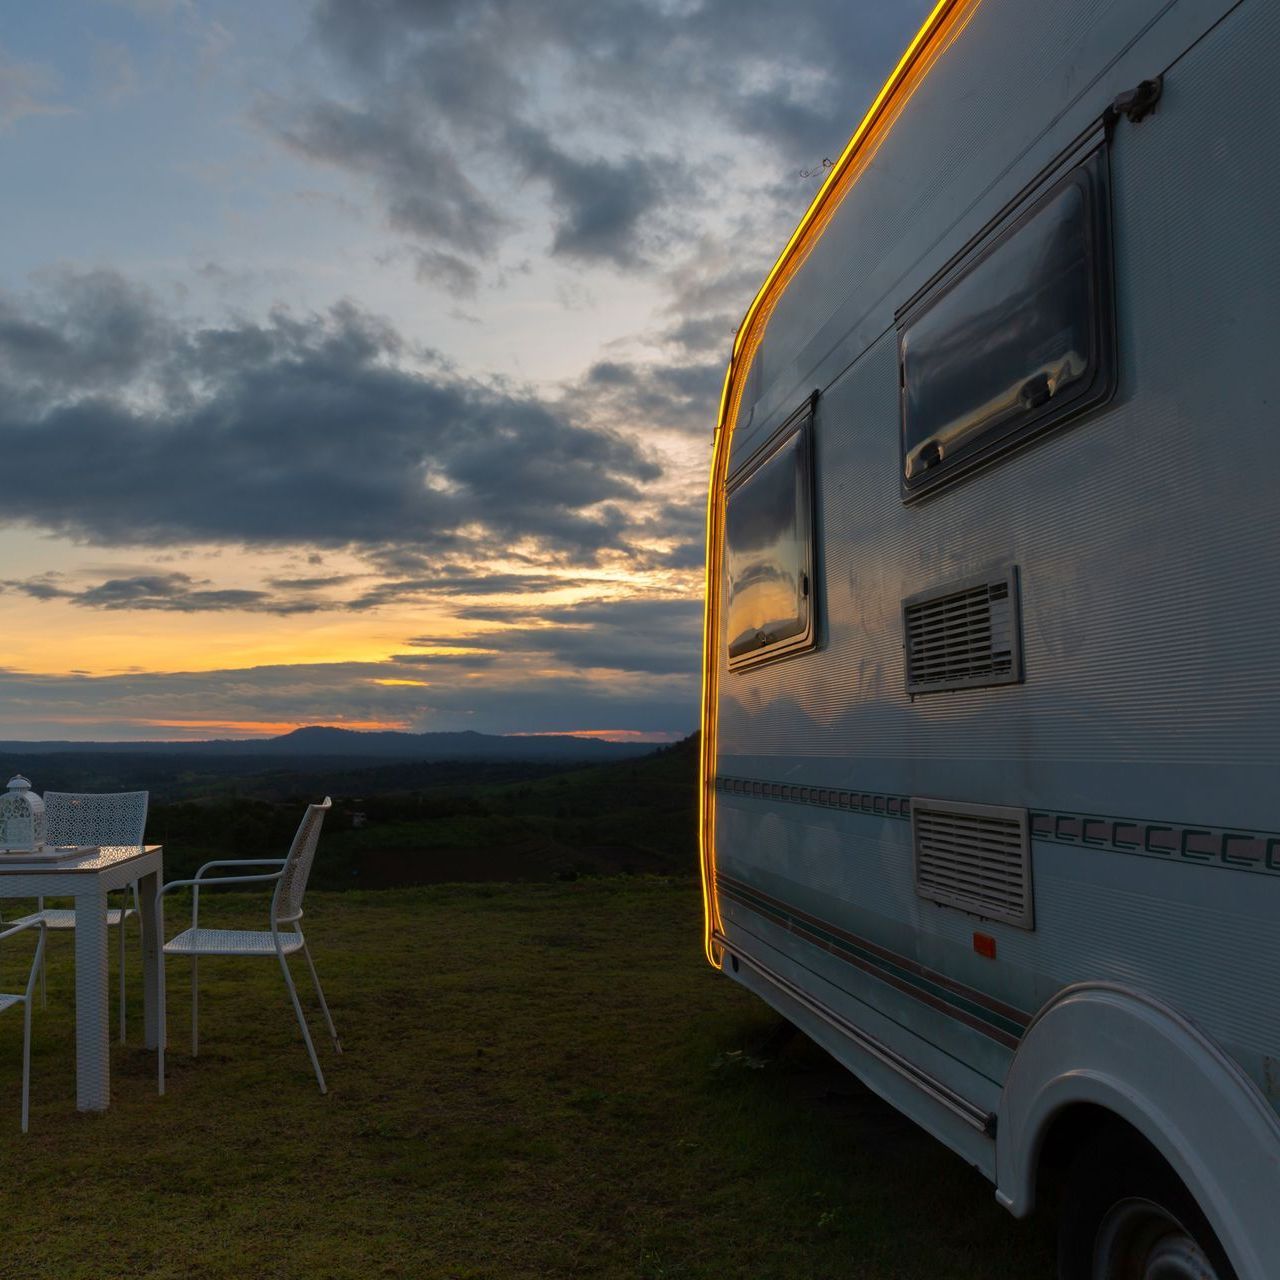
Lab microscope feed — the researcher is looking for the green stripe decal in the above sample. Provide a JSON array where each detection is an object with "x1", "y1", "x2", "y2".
[{"x1": 718, "y1": 876, "x2": 1029, "y2": 1045}]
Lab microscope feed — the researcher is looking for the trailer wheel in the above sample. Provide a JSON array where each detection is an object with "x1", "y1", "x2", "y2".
[{"x1": 1056, "y1": 1128, "x2": 1236, "y2": 1280}]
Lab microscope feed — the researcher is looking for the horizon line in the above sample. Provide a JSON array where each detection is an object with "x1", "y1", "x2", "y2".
[{"x1": 0, "y1": 723, "x2": 692, "y2": 746}]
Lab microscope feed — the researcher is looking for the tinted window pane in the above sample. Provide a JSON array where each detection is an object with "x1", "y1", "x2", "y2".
[
  {"x1": 726, "y1": 428, "x2": 810, "y2": 663},
  {"x1": 901, "y1": 168, "x2": 1098, "y2": 485}
]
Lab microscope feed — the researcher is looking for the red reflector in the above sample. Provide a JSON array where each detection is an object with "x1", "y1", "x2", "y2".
[{"x1": 973, "y1": 932, "x2": 997, "y2": 960}]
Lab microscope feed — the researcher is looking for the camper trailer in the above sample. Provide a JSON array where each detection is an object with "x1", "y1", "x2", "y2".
[{"x1": 699, "y1": 1, "x2": 1280, "y2": 1276}]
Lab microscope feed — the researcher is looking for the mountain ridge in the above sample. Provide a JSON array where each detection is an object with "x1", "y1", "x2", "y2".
[{"x1": 0, "y1": 725, "x2": 665, "y2": 763}]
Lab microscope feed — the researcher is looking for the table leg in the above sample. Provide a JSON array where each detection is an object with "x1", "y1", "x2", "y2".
[
  {"x1": 73, "y1": 884, "x2": 110, "y2": 1112},
  {"x1": 137, "y1": 867, "x2": 163, "y2": 1051}
]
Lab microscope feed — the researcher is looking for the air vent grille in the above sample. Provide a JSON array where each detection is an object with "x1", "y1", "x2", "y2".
[
  {"x1": 903, "y1": 566, "x2": 1022, "y2": 694},
  {"x1": 912, "y1": 798, "x2": 1033, "y2": 929}
]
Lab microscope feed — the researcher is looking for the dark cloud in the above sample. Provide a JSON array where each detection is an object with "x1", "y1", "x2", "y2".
[
  {"x1": 267, "y1": 97, "x2": 506, "y2": 253},
  {"x1": 306, "y1": 0, "x2": 927, "y2": 157},
  {"x1": 388, "y1": 649, "x2": 500, "y2": 668},
  {"x1": 627, "y1": 501, "x2": 706, "y2": 571},
  {"x1": 344, "y1": 570, "x2": 597, "y2": 610},
  {"x1": 661, "y1": 232, "x2": 789, "y2": 326},
  {"x1": 0, "y1": 269, "x2": 166, "y2": 402},
  {"x1": 408, "y1": 248, "x2": 480, "y2": 298},
  {"x1": 579, "y1": 356, "x2": 723, "y2": 436},
  {"x1": 0, "y1": 273, "x2": 662, "y2": 561},
  {"x1": 506, "y1": 124, "x2": 683, "y2": 267},
  {"x1": 265, "y1": 574, "x2": 354, "y2": 590},
  {"x1": 448, "y1": 595, "x2": 701, "y2": 677},
  {"x1": 4, "y1": 562, "x2": 625, "y2": 618},
  {"x1": 662, "y1": 313, "x2": 736, "y2": 359},
  {"x1": 263, "y1": 0, "x2": 931, "y2": 286},
  {"x1": 4, "y1": 572, "x2": 324, "y2": 615},
  {"x1": 9, "y1": 578, "x2": 65, "y2": 601},
  {"x1": 76, "y1": 575, "x2": 268, "y2": 611}
]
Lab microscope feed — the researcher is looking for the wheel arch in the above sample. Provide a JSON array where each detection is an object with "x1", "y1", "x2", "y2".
[{"x1": 995, "y1": 983, "x2": 1280, "y2": 1280}]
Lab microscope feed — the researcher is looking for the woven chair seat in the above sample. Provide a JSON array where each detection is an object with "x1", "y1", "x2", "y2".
[
  {"x1": 163, "y1": 927, "x2": 303, "y2": 957},
  {"x1": 18, "y1": 907, "x2": 134, "y2": 930}
]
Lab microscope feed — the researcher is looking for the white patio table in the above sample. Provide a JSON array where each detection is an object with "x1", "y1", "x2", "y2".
[{"x1": 0, "y1": 845, "x2": 163, "y2": 1111}]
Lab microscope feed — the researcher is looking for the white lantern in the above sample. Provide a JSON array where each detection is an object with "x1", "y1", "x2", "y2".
[{"x1": 0, "y1": 776, "x2": 46, "y2": 853}]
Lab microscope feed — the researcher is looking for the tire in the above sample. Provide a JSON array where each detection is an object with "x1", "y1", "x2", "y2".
[{"x1": 1057, "y1": 1127, "x2": 1238, "y2": 1280}]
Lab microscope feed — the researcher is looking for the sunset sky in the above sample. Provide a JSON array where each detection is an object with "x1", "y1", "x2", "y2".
[{"x1": 0, "y1": 0, "x2": 928, "y2": 741}]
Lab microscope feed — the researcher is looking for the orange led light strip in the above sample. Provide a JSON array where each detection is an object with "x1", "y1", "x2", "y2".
[{"x1": 698, "y1": 0, "x2": 979, "y2": 967}]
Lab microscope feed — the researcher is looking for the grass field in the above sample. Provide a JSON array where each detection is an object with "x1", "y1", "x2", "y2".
[{"x1": 0, "y1": 879, "x2": 1054, "y2": 1279}]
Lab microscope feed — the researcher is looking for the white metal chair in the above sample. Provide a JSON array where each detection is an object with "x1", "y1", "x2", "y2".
[
  {"x1": 0, "y1": 919, "x2": 46, "y2": 1132},
  {"x1": 156, "y1": 797, "x2": 340, "y2": 1095},
  {"x1": 16, "y1": 791, "x2": 148, "y2": 1042}
]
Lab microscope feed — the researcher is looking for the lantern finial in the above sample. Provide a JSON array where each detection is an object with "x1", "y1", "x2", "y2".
[{"x1": 0, "y1": 775, "x2": 45, "y2": 852}]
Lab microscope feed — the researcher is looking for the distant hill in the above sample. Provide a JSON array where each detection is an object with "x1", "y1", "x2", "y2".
[{"x1": 0, "y1": 726, "x2": 661, "y2": 764}]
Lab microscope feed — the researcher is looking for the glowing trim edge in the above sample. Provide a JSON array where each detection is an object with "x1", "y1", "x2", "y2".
[{"x1": 698, "y1": 0, "x2": 970, "y2": 967}]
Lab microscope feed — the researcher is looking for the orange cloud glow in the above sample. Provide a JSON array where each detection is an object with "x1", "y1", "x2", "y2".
[{"x1": 137, "y1": 718, "x2": 411, "y2": 737}]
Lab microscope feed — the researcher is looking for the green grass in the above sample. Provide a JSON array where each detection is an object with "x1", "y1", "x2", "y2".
[{"x1": 0, "y1": 879, "x2": 1053, "y2": 1278}]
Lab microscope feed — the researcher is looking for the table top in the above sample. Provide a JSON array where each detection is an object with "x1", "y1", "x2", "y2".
[{"x1": 0, "y1": 844, "x2": 162, "y2": 876}]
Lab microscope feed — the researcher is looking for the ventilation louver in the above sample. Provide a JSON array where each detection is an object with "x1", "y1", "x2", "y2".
[
  {"x1": 912, "y1": 798, "x2": 1034, "y2": 929},
  {"x1": 902, "y1": 566, "x2": 1022, "y2": 694}
]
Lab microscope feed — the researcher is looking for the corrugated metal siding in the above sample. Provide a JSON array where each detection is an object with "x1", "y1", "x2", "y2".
[{"x1": 714, "y1": 0, "x2": 1280, "y2": 1099}]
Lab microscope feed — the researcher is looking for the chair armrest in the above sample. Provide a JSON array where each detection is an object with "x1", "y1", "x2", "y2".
[
  {"x1": 158, "y1": 871, "x2": 284, "y2": 898},
  {"x1": 0, "y1": 918, "x2": 45, "y2": 944},
  {"x1": 193, "y1": 858, "x2": 287, "y2": 881},
  {"x1": 157, "y1": 868, "x2": 285, "y2": 932},
  {"x1": 0, "y1": 917, "x2": 47, "y2": 1001}
]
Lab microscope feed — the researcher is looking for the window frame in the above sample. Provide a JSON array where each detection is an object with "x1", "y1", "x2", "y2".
[
  {"x1": 896, "y1": 130, "x2": 1117, "y2": 501},
  {"x1": 724, "y1": 396, "x2": 819, "y2": 673}
]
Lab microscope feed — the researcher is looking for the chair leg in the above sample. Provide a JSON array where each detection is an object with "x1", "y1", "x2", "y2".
[
  {"x1": 36, "y1": 897, "x2": 47, "y2": 1010},
  {"x1": 122, "y1": 885, "x2": 142, "y2": 1044},
  {"x1": 20, "y1": 997, "x2": 32, "y2": 1133},
  {"x1": 157, "y1": 948, "x2": 167, "y2": 1096},
  {"x1": 118, "y1": 907, "x2": 127, "y2": 1045},
  {"x1": 300, "y1": 941, "x2": 342, "y2": 1055},
  {"x1": 277, "y1": 951, "x2": 326, "y2": 1094},
  {"x1": 191, "y1": 958, "x2": 199, "y2": 1057},
  {"x1": 136, "y1": 896, "x2": 147, "y2": 1045}
]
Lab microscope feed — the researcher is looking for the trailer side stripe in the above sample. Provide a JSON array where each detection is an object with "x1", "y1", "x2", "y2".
[
  {"x1": 716, "y1": 774, "x2": 912, "y2": 820},
  {"x1": 717, "y1": 873, "x2": 1030, "y2": 1048},
  {"x1": 716, "y1": 774, "x2": 1280, "y2": 880}
]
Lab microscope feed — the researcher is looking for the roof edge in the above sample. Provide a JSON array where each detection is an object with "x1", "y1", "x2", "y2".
[{"x1": 714, "y1": 0, "x2": 971, "y2": 436}]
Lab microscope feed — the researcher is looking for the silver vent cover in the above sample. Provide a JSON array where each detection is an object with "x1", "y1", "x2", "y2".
[
  {"x1": 911, "y1": 797, "x2": 1034, "y2": 929},
  {"x1": 902, "y1": 566, "x2": 1022, "y2": 694}
]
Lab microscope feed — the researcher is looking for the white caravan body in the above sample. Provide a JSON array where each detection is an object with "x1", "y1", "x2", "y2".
[{"x1": 699, "y1": 1, "x2": 1280, "y2": 1275}]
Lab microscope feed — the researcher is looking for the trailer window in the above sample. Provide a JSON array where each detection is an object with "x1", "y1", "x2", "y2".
[
  {"x1": 898, "y1": 144, "x2": 1114, "y2": 497},
  {"x1": 725, "y1": 409, "x2": 816, "y2": 671}
]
